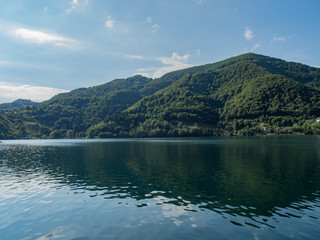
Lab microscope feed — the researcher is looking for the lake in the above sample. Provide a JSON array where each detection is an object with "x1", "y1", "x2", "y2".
[{"x1": 0, "y1": 136, "x2": 320, "y2": 239}]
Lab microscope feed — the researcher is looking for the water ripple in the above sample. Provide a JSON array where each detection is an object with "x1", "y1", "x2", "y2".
[{"x1": 1, "y1": 138, "x2": 320, "y2": 239}]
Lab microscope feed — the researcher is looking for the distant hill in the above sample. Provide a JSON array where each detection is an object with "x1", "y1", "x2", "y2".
[
  {"x1": 1, "y1": 53, "x2": 320, "y2": 139},
  {"x1": 0, "y1": 99, "x2": 39, "y2": 110}
]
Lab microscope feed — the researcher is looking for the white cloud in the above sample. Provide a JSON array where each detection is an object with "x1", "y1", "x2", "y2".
[
  {"x1": 136, "y1": 52, "x2": 193, "y2": 78},
  {"x1": 44, "y1": 6, "x2": 48, "y2": 12},
  {"x1": 146, "y1": 17, "x2": 160, "y2": 33},
  {"x1": 272, "y1": 36, "x2": 290, "y2": 43},
  {"x1": 105, "y1": 16, "x2": 115, "y2": 29},
  {"x1": 273, "y1": 37, "x2": 285, "y2": 42},
  {"x1": 125, "y1": 54, "x2": 144, "y2": 60},
  {"x1": 66, "y1": 0, "x2": 79, "y2": 13},
  {"x1": 66, "y1": 0, "x2": 90, "y2": 13},
  {"x1": 0, "y1": 82, "x2": 68, "y2": 103},
  {"x1": 250, "y1": 43, "x2": 260, "y2": 52},
  {"x1": 158, "y1": 52, "x2": 191, "y2": 65},
  {"x1": 244, "y1": 27, "x2": 254, "y2": 40},
  {"x1": 0, "y1": 61, "x2": 11, "y2": 66},
  {"x1": 12, "y1": 28, "x2": 78, "y2": 49},
  {"x1": 151, "y1": 24, "x2": 160, "y2": 33}
]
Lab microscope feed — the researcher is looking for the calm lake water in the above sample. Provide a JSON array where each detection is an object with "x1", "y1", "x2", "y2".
[{"x1": 0, "y1": 136, "x2": 320, "y2": 239}]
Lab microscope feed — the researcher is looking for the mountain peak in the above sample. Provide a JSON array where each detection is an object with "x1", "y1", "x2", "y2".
[{"x1": 0, "y1": 99, "x2": 39, "y2": 110}]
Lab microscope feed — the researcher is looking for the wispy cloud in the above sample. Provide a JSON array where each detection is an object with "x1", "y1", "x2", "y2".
[
  {"x1": 11, "y1": 28, "x2": 78, "y2": 49},
  {"x1": 66, "y1": 0, "x2": 79, "y2": 13},
  {"x1": 146, "y1": 17, "x2": 160, "y2": 33},
  {"x1": 244, "y1": 27, "x2": 254, "y2": 40},
  {"x1": 158, "y1": 52, "x2": 191, "y2": 65},
  {"x1": 151, "y1": 24, "x2": 160, "y2": 33},
  {"x1": 124, "y1": 54, "x2": 144, "y2": 60},
  {"x1": 272, "y1": 36, "x2": 289, "y2": 43},
  {"x1": 273, "y1": 37, "x2": 286, "y2": 42},
  {"x1": 147, "y1": 16, "x2": 152, "y2": 23},
  {"x1": 136, "y1": 52, "x2": 193, "y2": 78},
  {"x1": 0, "y1": 82, "x2": 68, "y2": 103},
  {"x1": 250, "y1": 43, "x2": 260, "y2": 52},
  {"x1": 66, "y1": 0, "x2": 90, "y2": 13},
  {"x1": 105, "y1": 16, "x2": 115, "y2": 29},
  {"x1": 0, "y1": 60, "x2": 62, "y2": 71},
  {"x1": 0, "y1": 61, "x2": 11, "y2": 66}
]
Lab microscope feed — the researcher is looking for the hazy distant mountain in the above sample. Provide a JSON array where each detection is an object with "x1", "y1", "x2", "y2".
[
  {"x1": 0, "y1": 99, "x2": 39, "y2": 110},
  {"x1": 1, "y1": 53, "x2": 320, "y2": 139}
]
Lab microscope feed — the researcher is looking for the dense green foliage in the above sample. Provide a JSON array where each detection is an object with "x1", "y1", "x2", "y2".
[
  {"x1": 0, "y1": 114, "x2": 13, "y2": 138},
  {"x1": 1, "y1": 53, "x2": 320, "y2": 139}
]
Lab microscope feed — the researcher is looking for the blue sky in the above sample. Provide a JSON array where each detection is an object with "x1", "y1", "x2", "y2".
[{"x1": 0, "y1": 0, "x2": 319, "y2": 103}]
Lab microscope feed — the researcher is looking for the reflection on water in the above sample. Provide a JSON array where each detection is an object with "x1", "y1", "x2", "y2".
[{"x1": 1, "y1": 136, "x2": 320, "y2": 239}]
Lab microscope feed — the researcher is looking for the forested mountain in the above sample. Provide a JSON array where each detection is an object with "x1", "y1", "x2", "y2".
[
  {"x1": 0, "y1": 99, "x2": 39, "y2": 110},
  {"x1": 1, "y1": 53, "x2": 320, "y2": 139}
]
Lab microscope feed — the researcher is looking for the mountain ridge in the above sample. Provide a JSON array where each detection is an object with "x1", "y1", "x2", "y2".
[
  {"x1": 1, "y1": 53, "x2": 320, "y2": 139},
  {"x1": 0, "y1": 99, "x2": 39, "y2": 110}
]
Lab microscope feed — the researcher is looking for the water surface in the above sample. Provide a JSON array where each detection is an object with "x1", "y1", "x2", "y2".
[{"x1": 0, "y1": 136, "x2": 320, "y2": 239}]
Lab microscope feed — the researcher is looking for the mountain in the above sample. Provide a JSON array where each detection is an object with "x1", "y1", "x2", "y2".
[
  {"x1": 1, "y1": 53, "x2": 320, "y2": 139},
  {"x1": 122, "y1": 55, "x2": 320, "y2": 137},
  {"x1": 0, "y1": 99, "x2": 39, "y2": 110}
]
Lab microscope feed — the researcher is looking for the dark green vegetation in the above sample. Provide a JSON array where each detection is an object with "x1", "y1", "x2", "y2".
[
  {"x1": 0, "y1": 99, "x2": 38, "y2": 110},
  {"x1": 1, "y1": 53, "x2": 320, "y2": 139}
]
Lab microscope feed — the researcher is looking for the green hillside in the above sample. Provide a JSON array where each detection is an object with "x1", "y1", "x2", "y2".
[
  {"x1": 0, "y1": 99, "x2": 39, "y2": 110},
  {"x1": 121, "y1": 58, "x2": 320, "y2": 137},
  {"x1": 0, "y1": 114, "x2": 13, "y2": 138},
  {"x1": 1, "y1": 53, "x2": 320, "y2": 139}
]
